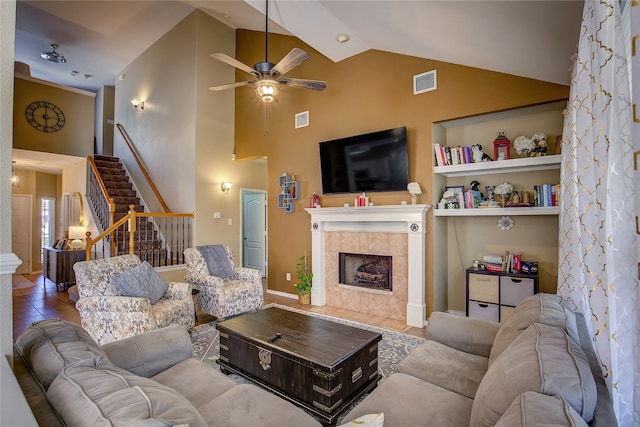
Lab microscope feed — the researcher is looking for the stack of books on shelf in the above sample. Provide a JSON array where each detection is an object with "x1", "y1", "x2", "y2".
[
  {"x1": 502, "y1": 251, "x2": 522, "y2": 274},
  {"x1": 533, "y1": 184, "x2": 559, "y2": 207},
  {"x1": 482, "y1": 255, "x2": 504, "y2": 272},
  {"x1": 433, "y1": 144, "x2": 473, "y2": 166},
  {"x1": 483, "y1": 252, "x2": 533, "y2": 274}
]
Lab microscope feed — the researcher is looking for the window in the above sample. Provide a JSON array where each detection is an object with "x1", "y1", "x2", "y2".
[{"x1": 41, "y1": 197, "x2": 55, "y2": 263}]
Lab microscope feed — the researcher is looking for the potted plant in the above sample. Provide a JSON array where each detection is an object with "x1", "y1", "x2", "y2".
[{"x1": 294, "y1": 252, "x2": 313, "y2": 305}]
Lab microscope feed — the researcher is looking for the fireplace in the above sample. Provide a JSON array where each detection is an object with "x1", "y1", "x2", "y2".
[
  {"x1": 339, "y1": 253, "x2": 392, "y2": 291},
  {"x1": 305, "y1": 205, "x2": 430, "y2": 328}
]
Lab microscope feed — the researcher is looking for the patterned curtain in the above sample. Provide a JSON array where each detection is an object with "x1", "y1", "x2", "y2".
[{"x1": 557, "y1": 1, "x2": 638, "y2": 425}]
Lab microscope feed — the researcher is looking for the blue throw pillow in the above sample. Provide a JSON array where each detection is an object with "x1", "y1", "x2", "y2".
[
  {"x1": 197, "y1": 245, "x2": 234, "y2": 279},
  {"x1": 110, "y1": 261, "x2": 168, "y2": 304}
]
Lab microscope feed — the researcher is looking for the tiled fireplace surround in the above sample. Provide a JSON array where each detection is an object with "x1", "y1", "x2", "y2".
[{"x1": 306, "y1": 205, "x2": 430, "y2": 328}]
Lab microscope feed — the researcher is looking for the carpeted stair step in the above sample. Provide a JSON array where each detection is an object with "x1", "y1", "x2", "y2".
[
  {"x1": 97, "y1": 167, "x2": 126, "y2": 176},
  {"x1": 106, "y1": 188, "x2": 137, "y2": 199},
  {"x1": 111, "y1": 196, "x2": 140, "y2": 206},
  {"x1": 94, "y1": 160, "x2": 122, "y2": 169},
  {"x1": 94, "y1": 155, "x2": 120, "y2": 163},
  {"x1": 103, "y1": 181, "x2": 133, "y2": 190},
  {"x1": 101, "y1": 173, "x2": 130, "y2": 183}
]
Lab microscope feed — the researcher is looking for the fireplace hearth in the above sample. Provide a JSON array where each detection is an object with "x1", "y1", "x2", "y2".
[{"x1": 339, "y1": 252, "x2": 392, "y2": 291}]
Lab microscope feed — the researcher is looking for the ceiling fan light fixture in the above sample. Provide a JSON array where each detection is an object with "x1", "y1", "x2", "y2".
[
  {"x1": 256, "y1": 80, "x2": 279, "y2": 103},
  {"x1": 41, "y1": 43, "x2": 67, "y2": 64}
]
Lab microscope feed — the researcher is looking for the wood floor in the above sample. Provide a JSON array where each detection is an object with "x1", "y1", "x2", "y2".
[{"x1": 12, "y1": 274, "x2": 426, "y2": 340}]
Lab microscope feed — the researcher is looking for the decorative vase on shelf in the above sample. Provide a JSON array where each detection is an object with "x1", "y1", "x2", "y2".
[{"x1": 298, "y1": 293, "x2": 311, "y2": 305}]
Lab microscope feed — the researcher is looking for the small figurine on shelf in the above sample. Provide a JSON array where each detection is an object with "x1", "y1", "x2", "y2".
[
  {"x1": 471, "y1": 144, "x2": 493, "y2": 163},
  {"x1": 407, "y1": 182, "x2": 422, "y2": 205},
  {"x1": 531, "y1": 133, "x2": 548, "y2": 156}
]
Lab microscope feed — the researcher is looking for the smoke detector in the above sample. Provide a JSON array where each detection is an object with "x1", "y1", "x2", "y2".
[{"x1": 41, "y1": 44, "x2": 67, "y2": 64}]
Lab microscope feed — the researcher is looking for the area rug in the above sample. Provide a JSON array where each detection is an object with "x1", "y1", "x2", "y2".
[
  {"x1": 192, "y1": 302, "x2": 424, "y2": 376},
  {"x1": 12, "y1": 275, "x2": 35, "y2": 290}
]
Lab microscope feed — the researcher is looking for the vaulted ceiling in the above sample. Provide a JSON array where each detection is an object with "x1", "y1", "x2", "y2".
[{"x1": 14, "y1": 0, "x2": 584, "y2": 93}]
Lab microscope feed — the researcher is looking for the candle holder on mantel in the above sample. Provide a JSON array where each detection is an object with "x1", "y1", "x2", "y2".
[{"x1": 493, "y1": 129, "x2": 511, "y2": 161}]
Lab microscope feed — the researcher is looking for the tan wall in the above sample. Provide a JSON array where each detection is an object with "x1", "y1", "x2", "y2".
[
  {"x1": 116, "y1": 11, "x2": 267, "y2": 256},
  {"x1": 13, "y1": 77, "x2": 94, "y2": 158},
  {"x1": 234, "y1": 30, "x2": 569, "y2": 313}
]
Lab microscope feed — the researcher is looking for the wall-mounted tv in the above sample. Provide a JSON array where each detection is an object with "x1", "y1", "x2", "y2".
[{"x1": 319, "y1": 126, "x2": 409, "y2": 194}]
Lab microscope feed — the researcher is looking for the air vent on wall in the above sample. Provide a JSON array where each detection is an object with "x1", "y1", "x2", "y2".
[
  {"x1": 413, "y1": 70, "x2": 437, "y2": 95},
  {"x1": 295, "y1": 111, "x2": 309, "y2": 129}
]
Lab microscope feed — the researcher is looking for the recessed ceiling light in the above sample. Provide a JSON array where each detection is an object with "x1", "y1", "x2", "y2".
[
  {"x1": 83, "y1": 74, "x2": 92, "y2": 79},
  {"x1": 336, "y1": 34, "x2": 350, "y2": 43},
  {"x1": 69, "y1": 70, "x2": 78, "y2": 76}
]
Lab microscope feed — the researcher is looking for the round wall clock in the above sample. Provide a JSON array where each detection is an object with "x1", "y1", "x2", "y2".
[{"x1": 25, "y1": 101, "x2": 65, "y2": 133}]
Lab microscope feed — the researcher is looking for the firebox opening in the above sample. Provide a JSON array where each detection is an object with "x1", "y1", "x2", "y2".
[{"x1": 339, "y1": 252, "x2": 392, "y2": 291}]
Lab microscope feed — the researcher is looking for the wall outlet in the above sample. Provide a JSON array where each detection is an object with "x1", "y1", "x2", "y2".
[
  {"x1": 286, "y1": 273, "x2": 291, "y2": 281},
  {"x1": 227, "y1": 218, "x2": 232, "y2": 226}
]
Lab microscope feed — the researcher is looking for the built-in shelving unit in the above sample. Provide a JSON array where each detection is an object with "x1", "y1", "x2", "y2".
[{"x1": 431, "y1": 100, "x2": 566, "y2": 315}]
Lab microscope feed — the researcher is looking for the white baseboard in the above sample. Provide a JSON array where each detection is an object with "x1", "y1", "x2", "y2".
[{"x1": 266, "y1": 289, "x2": 297, "y2": 299}]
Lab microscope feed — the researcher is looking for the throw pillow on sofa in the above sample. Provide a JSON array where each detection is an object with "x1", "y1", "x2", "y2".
[
  {"x1": 470, "y1": 323, "x2": 597, "y2": 427},
  {"x1": 489, "y1": 293, "x2": 580, "y2": 365},
  {"x1": 495, "y1": 391, "x2": 588, "y2": 427},
  {"x1": 47, "y1": 355, "x2": 207, "y2": 427},
  {"x1": 110, "y1": 261, "x2": 169, "y2": 304}
]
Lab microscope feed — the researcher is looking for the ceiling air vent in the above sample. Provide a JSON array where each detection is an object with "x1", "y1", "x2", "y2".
[
  {"x1": 295, "y1": 111, "x2": 309, "y2": 129},
  {"x1": 413, "y1": 70, "x2": 437, "y2": 95}
]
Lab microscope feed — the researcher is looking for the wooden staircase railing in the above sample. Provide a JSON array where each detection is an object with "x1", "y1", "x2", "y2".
[
  {"x1": 87, "y1": 155, "x2": 116, "y2": 254},
  {"x1": 85, "y1": 205, "x2": 194, "y2": 266}
]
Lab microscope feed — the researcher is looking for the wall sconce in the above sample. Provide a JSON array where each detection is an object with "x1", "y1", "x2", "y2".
[
  {"x1": 131, "y1": 99, "x2": 144, "y2": 111},
  {"x1": 221, "y1": 181, "x2": 233, "y2": 194},
  {"x1": 11, "y1": 162, "x2": 19, "y2": 188},
  {"x1": 68, "y1": 225, "x2": 88, "y2": 250}
]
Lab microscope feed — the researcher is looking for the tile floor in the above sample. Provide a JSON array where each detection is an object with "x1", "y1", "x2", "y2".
[{"x1": 12, "y1": 274, "x2": 427, "y2": 339}]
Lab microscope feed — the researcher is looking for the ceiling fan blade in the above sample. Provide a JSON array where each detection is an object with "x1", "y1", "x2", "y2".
[
  {"x1": 208, "y1": 81, "x2": 254, "y2": 91},
  {"x1": 270, "y1": 48, "x2": 310, "y2": 76},
  {"x1": 210, "y1": 52, "x2": 259, "y2": 77},
  {"x1": 279, "y1": 78, "x2": 327, "y2": 91}
]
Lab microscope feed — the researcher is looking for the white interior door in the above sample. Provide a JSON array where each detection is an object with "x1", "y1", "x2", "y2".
[
  {"x1": 12, "y1": 194, "x2": 32, "y2": 275},
  {"x1": 242, "y1": 191, "x2": 267, "y2": 276}
]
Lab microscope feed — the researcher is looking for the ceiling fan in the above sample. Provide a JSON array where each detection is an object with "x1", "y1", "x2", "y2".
[{"x1": 209, "y1": 0, "x2": 326, "y2": 103}]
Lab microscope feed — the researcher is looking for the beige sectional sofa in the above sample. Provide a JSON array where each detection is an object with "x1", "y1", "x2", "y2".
[
  {"x1": 14, "y1": 318, "x2": 321, "y2": 427},
  {"x1": 341, "y1": 293, "x2": 617, "y2": 426}
]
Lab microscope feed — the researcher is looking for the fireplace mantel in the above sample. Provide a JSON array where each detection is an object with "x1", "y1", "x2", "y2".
[{"x1": 305, "y1": 204, "x2": 431, "y2": 327}]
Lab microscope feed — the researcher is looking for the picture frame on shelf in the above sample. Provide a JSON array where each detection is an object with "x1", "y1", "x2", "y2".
[{"x1": 554, "y1": 135, "x2": 562, "y2": 154}]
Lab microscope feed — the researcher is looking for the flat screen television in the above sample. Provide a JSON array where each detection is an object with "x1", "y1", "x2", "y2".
[{"x1": 319, "y1": 126, "x2": 409, "y2": 194}]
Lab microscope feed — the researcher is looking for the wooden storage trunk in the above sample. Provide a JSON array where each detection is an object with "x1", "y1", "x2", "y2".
[{"x1": 217, "y1": 307, "x2": 381, "y2": 423}]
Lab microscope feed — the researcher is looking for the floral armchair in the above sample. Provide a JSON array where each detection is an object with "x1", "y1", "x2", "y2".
[
  {"x1": 184, "y1": 245, "x2": 263, "y2": 319},
  {"x1": 73, "y1": 254, "x2": 194, "y2": 345}
]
